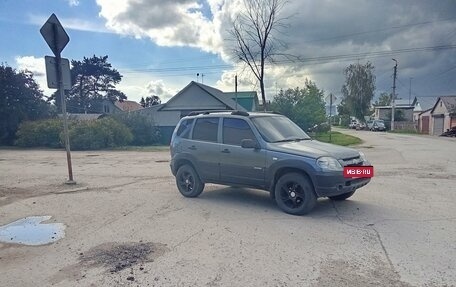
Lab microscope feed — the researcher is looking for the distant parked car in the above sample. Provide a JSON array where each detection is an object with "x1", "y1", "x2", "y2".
[
  {"x1": 349, "y1": 119, "x2": 358, "y2": 129},
  {"x1": 366, "y1": 120, "x2": 374, "y2": 130},
  {"x1": 356, "y1": 122, "x2": 366, "y2": 130},
  {"x1": 371, "y1": 120, "x2": 386, "y2": 131}
]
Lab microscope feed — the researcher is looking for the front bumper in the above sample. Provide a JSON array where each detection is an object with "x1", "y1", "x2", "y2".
[{"x1": 314, "y1": 171, "x2": 371, "y2": 197}]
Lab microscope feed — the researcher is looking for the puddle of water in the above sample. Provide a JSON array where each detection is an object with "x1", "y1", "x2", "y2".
[{"x1": 0, "y1": 216, "x2": 65, "y2": 246}]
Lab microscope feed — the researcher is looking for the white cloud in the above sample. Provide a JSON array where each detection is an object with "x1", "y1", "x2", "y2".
[
  {"x1": 67, "y1": 0, "x2": 80, "y2": 7},
  {"x1": 15, "y1": 56, "x2": 53, "y2": 96},
  {"x1": 115, "y1": 70, "x2": 180, "y2": 103},
  {"x1": 95, "y1": 0, "x2": 456, "y2": 100},
  {"x1": 28, "y1": 14, "x2": 111, "y2": 34},
  {"x1": 96, "y1": 0, "x2": 226, "y2": 53},
  {"x1": 146, "y1": 80, "x2": 176, "y2": 101}
]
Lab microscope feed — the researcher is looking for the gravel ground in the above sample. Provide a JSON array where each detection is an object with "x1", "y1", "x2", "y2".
[{"x1": 0, "y1": 130, "x2": 455, "y2": 287}]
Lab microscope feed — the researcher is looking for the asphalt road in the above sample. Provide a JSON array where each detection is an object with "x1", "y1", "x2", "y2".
[{"x1": 0, "y1": 130, "x2": 455, "y2": 287}]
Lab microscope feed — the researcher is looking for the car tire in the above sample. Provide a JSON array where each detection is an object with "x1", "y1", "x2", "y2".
[
  {"x1": 328, "y1": 190, "x2": 356, "y2": 201},
  {"x1": 176, "y1": 164, "x2": 204, "y2": 198},
  {"x1": 274, "y1": 173, "x2": 317, "y2": 215}
]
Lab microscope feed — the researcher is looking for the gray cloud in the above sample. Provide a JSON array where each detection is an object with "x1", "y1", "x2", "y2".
[{"x1": 97, "y1": 0, "x2": 456, "y2": 100}]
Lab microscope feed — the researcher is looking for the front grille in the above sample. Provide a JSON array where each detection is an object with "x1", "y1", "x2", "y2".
[{"x1": 341, "y1": 156, "x2": 364, "y2": 167}]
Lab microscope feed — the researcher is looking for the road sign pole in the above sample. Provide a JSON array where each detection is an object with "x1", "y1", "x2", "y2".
[
  {"x1": 329, "y1": 94, "x2": 332, "y2": 142},
  {"x1": 53, "y1": 23, "x2": 75, "y2": 184}
]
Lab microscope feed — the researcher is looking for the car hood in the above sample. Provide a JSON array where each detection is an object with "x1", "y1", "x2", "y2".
[{"x1": 268, "y1": 140, "x2": 360, "y2": 160}]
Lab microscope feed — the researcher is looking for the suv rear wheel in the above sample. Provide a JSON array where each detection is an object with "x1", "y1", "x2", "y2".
[
  {"x1": 176, "y1": 165, "x2": 204, "y2": 197},
  {"x1": 274, "y1": 173, "x2": 317, "y2": 215}
]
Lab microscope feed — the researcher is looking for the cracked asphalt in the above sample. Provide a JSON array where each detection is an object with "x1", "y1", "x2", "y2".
[{"x1": 0, "y1": 130, "x2": 455, "y2": 286}]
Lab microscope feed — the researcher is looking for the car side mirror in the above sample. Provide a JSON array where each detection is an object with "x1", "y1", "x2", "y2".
[{"x1": 241, "y1": 139, "x2": 259, "y2": 149}]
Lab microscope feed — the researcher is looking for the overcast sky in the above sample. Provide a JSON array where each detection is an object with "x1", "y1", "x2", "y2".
[{"x1": 1, "y1": 0, "x2": 455, "y2": 104}]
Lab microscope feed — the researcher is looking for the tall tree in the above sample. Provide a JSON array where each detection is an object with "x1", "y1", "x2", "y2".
[
  {"x1": 270, "y1": 79, "x2": 326, "y2": 131},
  {"x1": 51, "y1": 55, "x2": 126, "y2": 113},
  {"x1": 0, "y1": 65, "x2": 51, "y2": 144},
  {"x1": 140, "y1": 95, "x2": 161, "y2": 108},
  {"x1": 341, "y1": 62, "x2": 376, "y2": 120},
  {"x1": 374, "y1": 92, "x2": 392, "y2": 106},
  {"x1": 229, "y1": 0, "x2": 287, "y2": 111}
]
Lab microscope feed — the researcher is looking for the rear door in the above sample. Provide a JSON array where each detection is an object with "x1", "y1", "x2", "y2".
[
  {"x1": 219, "y1": 118, "x2": 266, "y2": 187},
  {"x1": 191, "y1": 117, "x2": 221, "y2": 181}
]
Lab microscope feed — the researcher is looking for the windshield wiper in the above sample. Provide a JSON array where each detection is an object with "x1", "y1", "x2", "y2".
[{"x1": 273, "y1": 137, "x2": 311, "y2": 143}]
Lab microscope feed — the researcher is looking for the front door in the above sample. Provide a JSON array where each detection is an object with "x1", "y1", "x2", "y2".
[{"x1": 219, "y1": 118, "x2": 266, "y2": 187}]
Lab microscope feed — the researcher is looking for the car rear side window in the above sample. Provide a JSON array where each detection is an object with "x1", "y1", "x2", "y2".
[
  {"x1": 223, "y1": 118, "x2": 256, "y2": 146},
  {"x1": 193, "y1": 117, "x2": 219, "y2": 142},
  {"x1": 176, "y1": 119, "x2": 194, "y2": 139}
]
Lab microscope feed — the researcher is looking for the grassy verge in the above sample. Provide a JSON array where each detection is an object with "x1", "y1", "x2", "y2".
[{"x1": 313, "y1": 131, "x2": 362, "y2": 146}]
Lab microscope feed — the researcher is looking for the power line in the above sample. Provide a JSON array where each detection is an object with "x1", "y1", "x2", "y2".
[
  {"x1": 117, "y1": 44, "x2": 456, "y2": 75},
  {"x1": 307, "y1": 17, "x2": 456, "y2": 44}
]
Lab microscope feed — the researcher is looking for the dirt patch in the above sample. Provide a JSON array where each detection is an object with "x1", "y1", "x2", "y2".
[
  {"x1": 313, "y1": 257, "x2": 414, "y2": 287},
  {"x1": 80, "y1": 242, "x2": 168, "y2": 273},
  {"x1": 51, "y1": 242, "x2": 168, "y2": 284}
]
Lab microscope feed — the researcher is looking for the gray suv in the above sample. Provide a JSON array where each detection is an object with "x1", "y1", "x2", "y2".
[{"x1": 170, "y1": 111, "x2": 371, "y2": 215}]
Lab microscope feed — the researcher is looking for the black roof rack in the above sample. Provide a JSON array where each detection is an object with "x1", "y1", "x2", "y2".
[
  {"x1": 187, "y1": 110, "x2": 234, "y2": 116},
  {"x1": 231, "y1": 111, "x2": 249, "y2": 116},
  {"x1": 186, "y1": 110, "x2": 250, "y2": 117}
]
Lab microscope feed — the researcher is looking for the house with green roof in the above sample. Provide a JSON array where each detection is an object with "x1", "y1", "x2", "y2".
[
  {"x1": 136, "y1": 81, "x2": 259, "y2": 143},
  {"x1": 224, "y1": 91, "x2": 259, "y2": 112}
]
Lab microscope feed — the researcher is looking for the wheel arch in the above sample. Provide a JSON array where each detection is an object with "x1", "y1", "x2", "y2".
[
  {"x1": 268, "y1": 161, "x2": 317, "y2": 198},
  {"x1": 173, "y1": 155, "x2": 204, "y2": 183}
]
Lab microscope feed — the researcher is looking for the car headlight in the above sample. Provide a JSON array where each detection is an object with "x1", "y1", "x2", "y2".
[
  {"x1": 316, "y1": 156, "x2": 343, "y2": 171},
  {"x1": 358, "y1": 151, "x2": 370, "y2": 165}
]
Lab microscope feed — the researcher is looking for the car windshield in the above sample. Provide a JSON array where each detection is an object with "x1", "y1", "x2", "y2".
[
  {"x1": 375, "y1": 120, "x2": 385, "y2": 125},
  {"x1": 251, "y1": 115, "x2": 311, "y2": 143}
]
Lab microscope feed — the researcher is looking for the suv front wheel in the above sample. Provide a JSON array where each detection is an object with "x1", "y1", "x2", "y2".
[
  {"x1": 176, "y1": 165, "x2": 205, "y2": 198},
  {"x1": 274, "y1": 173, "x2": 317, "y2": 215}
]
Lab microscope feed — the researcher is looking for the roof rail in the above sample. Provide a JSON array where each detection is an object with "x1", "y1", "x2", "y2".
[
  {"x1": 187, "y1": 110, "x2": 234, "y2": 116},
  {"x1": 231, "y1": 111, "x2": 249, "y2": 116}
]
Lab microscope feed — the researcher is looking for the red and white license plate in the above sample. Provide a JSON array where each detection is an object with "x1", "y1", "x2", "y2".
[{"x1": 343, "y1": 166, "x2": 374, "y2": 178}]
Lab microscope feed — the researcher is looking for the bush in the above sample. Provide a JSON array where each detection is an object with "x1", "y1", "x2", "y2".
[
  {"x1": 15, "y1": 119, "x2": 63, "y2": 148},
  {"x1": 111, "y1": 113, "x2": 161, "y2": 145},
  {"x1": 339, "y1": 115, "x2": 350, "y2": 127},
  {"x1": 69, "y1": 117, "x2": 133, "y2": 150}
]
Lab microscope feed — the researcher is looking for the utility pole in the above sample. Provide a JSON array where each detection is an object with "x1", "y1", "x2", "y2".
[
  {"x1": 235, "y1": 74, "x2": 238, "y2": 110},
  {"x1": 391, "y1": 59, "x2": 398, "y2": 131},
  {"x1": 409, "y1": 77, "x2": 413, "y2": 105}
]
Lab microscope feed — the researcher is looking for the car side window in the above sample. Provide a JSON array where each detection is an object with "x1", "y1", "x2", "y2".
[
  {"x1": 223, "y1": 118, "x2": 256, "y2": 146},
  {"x1": 176, "y1": 119, "x2": 194, "y2": 139},
  {"x1": 193, "y1": 117, "x2": 219, "y2": 142}
]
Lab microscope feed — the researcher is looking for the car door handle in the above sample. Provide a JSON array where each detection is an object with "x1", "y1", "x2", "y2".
[
  {"x1": 221, "y1": 149, "x2": 230, "y2": 153},
  {"x1": 188, "y1": 146, "x2": 197, "y2": 150}
]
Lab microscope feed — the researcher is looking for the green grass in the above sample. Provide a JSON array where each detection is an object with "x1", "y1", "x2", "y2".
[{"x1": 313, "y1": 131, "x2": 362, "y2": 146}]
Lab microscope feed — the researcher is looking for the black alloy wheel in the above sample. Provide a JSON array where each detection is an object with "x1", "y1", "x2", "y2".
[
  {"x1": 274, "y1": 173, "x2": 317, "y2": 215},
  {"x1": 176, "y1": 165, "x2": 204, "y2": 197}
]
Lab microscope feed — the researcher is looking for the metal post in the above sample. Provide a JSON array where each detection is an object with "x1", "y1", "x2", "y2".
[
  {"x1": 54, "y1": 23, "x2": 75, "y2": 184},
  {"x1": 391, "y1": 59, "x2": 397, "y2": 131},
  {"x1": 235, "y1": 75, "x2": 238, "y2": 110},
  {"x1": 329, "y1": 94, "x2": 332, "y2": 142}
]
